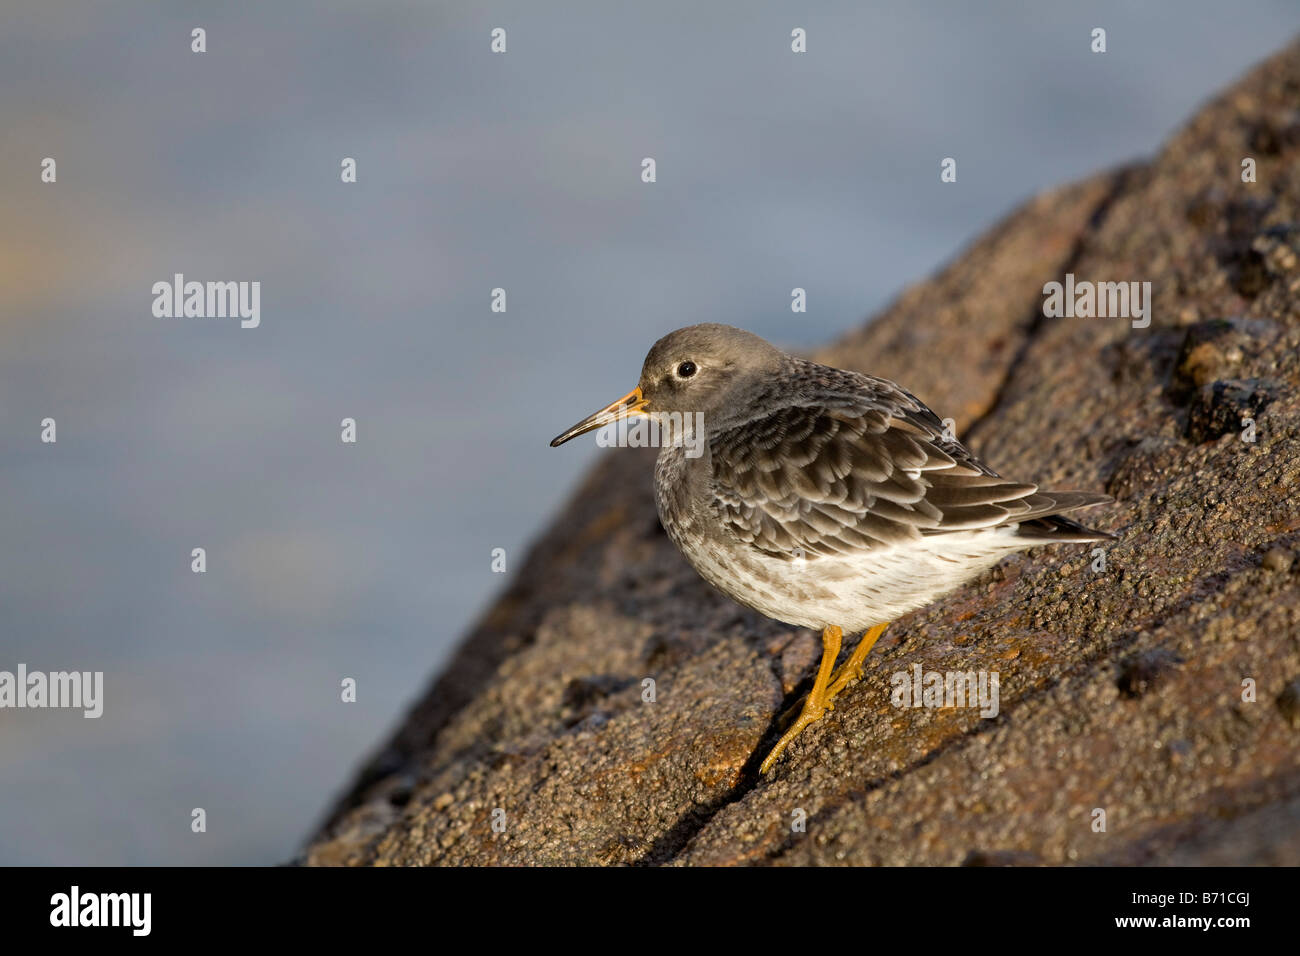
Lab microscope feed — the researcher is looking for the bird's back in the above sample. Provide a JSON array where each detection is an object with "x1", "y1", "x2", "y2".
[{"x1": 653, "y1": 357, "x2": 1111, "y2": 629}]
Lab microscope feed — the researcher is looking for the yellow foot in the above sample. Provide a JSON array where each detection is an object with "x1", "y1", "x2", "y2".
[
  {"x1": 759, "y1": 621, "x2": 890, "y2": 775},
  {"x1": 760, "y1": 701, "x2": 828, "y2": 775},
  {"x1": 826, "y1": 621, "x2": 889, "y2": 700}
]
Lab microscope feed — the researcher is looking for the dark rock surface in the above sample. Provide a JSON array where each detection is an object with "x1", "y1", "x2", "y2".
[{"x1": 304, "y1": 41, "x2": 1300, "y2": 866}]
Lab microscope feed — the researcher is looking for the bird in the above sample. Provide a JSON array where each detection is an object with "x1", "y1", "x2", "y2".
[{"x1": 550, "y1": 323, "x2": 1112, "y2": 774}]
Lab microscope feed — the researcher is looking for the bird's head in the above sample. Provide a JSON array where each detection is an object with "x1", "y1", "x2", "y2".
[{"x1": 549, "y1": 324, "x2": 784, "y2": 447}]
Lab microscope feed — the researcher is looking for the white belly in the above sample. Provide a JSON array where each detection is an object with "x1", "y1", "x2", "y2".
[{"x1": 672, "y1": 526, "x2": 1023, "y2": 633}]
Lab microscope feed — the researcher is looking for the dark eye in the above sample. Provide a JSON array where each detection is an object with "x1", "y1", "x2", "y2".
[{"x1": 676, "y1": 361, "x2": 697, "y2": 378}]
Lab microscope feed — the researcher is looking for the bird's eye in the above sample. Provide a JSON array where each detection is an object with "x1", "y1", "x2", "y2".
[{"x1": 676, "y1": 361, "x2": 697, "y2": 378}]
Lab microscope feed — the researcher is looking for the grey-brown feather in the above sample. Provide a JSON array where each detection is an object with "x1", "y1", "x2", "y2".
[{"x1": 707, "y1": 361, "x2": 1111, "y2": 561}]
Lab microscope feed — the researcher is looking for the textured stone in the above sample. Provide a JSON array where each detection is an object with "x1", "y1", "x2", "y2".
[{"x1": 303, "y1": 40, "x2": 1300, "y2": 867}]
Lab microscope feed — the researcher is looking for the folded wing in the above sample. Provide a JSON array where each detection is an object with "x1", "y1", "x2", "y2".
[{"x1": 709, "y1": 380, "x2": 1109, "y2": 559}]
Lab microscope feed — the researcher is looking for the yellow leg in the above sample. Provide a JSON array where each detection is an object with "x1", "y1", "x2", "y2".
[
  {"x1": 759, "y1": 621, "x2": 890, "y2": 775},
  {"x1": 825, "y1": 621, "x2": 889, "y2": 701},
  {"x1": 760, "y1": 625, "x2": 841, "y2": 775}
]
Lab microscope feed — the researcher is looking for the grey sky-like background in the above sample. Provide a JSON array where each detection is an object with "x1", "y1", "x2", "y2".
[{"x1": 1, "y1": 2, "x2": 1297, "y2": 865}]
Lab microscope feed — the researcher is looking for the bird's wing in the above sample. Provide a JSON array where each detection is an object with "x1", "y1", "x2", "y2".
[{"x1": 708, "y1": 380, "x2": 1101, "y2": 559}]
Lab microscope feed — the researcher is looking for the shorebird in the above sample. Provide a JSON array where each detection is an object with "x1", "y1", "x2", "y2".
[{"x1": 550, "y1": 324, "x2": 1111, "y2": 774}]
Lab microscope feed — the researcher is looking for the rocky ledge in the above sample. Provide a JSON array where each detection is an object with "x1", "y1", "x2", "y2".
[{"x1": 304, "y1": 40, "x2": 1300, "y2": 865}]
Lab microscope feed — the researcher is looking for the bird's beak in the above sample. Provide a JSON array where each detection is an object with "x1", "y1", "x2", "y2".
[{"x1": 550, "y1": 386, "x2": 649, "y2": 447}]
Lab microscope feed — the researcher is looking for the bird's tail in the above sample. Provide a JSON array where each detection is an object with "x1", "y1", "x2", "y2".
[{"x1": 1013, "y1": 491, "x2": 1114, "y2": 543}]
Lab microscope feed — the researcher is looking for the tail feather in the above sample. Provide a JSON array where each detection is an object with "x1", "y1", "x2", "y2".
[{"x1": 1014, "y1": 490, "x2": 1114, "y2": 543}]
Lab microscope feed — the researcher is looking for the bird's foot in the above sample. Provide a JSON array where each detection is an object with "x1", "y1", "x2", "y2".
[
  {"x1": 760, "y1": 624, "x2": 841, "y2": 775},
  {"x1": 760, "y1": 699, "x2": 827, "y2": 775},
  {"x1": 825, "y1": 621, "x2": 890, "y2": 700},
  {"x1": 759, "y1": 621, "x2": 890, "y2": 775}
]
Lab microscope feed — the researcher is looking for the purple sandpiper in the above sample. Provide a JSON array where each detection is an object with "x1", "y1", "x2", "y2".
[{"x1": 551, "y1": 323, "x2": 1112, "y2": 774}]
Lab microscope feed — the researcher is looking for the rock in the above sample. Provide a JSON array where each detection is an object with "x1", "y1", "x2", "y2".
[
  {"x1": 1262, "y1": 546, "x2": 1294, "y2": 573},
  {"x1": 1185, "y1": 377, "x2": 1279, "y2": 443},
  {"x1": 1279, "y1": 681, "x2": 1300, "y2": 730},
  {"x1": 1168, "y1": 316, "x2": 1281, "y2": 401},
  {"x1": 302, "y1": 40, "x2": 1300, "y2": 867},
  {"x1": 1117, "y1": 648, "x2": 1184, "y2": 699}
]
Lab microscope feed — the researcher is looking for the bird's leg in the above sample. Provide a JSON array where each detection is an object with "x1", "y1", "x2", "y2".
[
  {"x1": 824, "y1": 621, "x2": 890, "y2": 701},
  {"x1": 760, "y1": 625, "x2": 842, "y2": 775}
]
